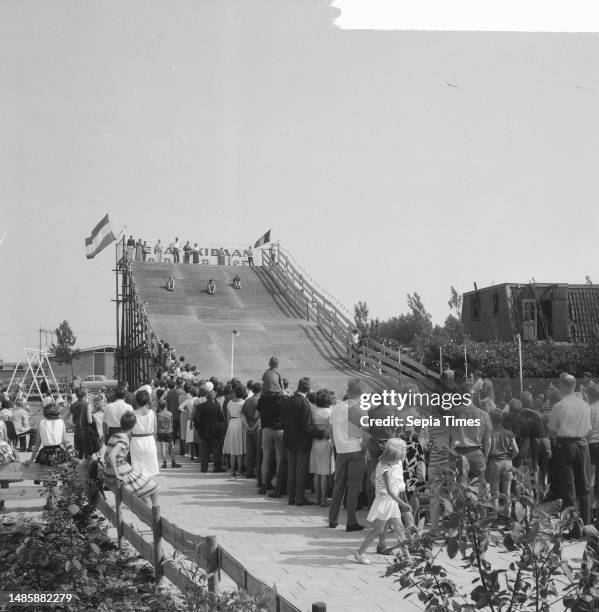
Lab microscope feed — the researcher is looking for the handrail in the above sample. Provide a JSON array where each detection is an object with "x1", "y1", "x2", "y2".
[{"x1": 262, "y1": 244, "x2": 441, "y2": 385}]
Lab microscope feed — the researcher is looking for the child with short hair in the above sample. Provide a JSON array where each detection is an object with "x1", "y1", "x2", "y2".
[
  {"x1": 488, "y1": 408, "x2": 519, "y2": 515},
  {"x1": 156, "y1": 398, "x2": 181, "y2": 469},
  {"x1": 355, "y1": 438, "x2": 414, "y2": 564}
]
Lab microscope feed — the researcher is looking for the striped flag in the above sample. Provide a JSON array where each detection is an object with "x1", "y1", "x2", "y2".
[
  {"x1": 85, "y1": 214, "x2": 116, "y2": 259},
  {"x1": 253, "y1": 229, "x2": 271, "y2": 248}
]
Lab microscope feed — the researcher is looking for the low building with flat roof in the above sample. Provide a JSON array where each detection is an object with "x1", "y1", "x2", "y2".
[{"x1": 461, "y1": 282, "x2": 599, "y2": 344}]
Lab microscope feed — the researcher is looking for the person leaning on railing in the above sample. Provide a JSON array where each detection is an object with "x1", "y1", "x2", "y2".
[{"x1": 104, "y1": 412, "x2": 159, "y2": 506}]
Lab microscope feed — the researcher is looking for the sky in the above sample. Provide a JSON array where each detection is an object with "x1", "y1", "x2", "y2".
[{"x1": 2, "y1": 1, "x2": 599, "y2": 360}]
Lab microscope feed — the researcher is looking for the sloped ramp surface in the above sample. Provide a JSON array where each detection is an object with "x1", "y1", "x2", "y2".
[{"x1": 131, "y1": 263, "x2": 376, "y2": 392}]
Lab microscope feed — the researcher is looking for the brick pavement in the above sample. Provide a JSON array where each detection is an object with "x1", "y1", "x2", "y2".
[
  {"x1": 147, "y1": 458, "x2": 573, "y2": 612},
  {"x1": 152, "y1": 460, "x2": 420, "y2": 611},
  {"x1": 3, "y1": 448, "x2": 587, "y2": 611}
]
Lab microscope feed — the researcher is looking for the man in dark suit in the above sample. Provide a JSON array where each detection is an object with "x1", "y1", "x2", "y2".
[
  {"x1": 196, "y1": 390, "x2": 225, "y2": 472},
  {"x1": 70, "y1": 388, "x2": 89, "y2": 460},
  {"x1": 282, "y1": 377, "x2": 328, "y2": 505}
]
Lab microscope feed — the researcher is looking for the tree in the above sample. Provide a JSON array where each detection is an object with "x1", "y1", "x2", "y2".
[
  {"x1": 51, "y1": 320, "x2": 81, "y2": 380},
  {"x1": 353, "y1": 301, "x2": 370, "y2": 336},
  {"x1": 443, "y1": 286, "x2": 465, "y2": 344},
  {"x1": 448, "y1": 285, "x2": 462, "y2": 319}
]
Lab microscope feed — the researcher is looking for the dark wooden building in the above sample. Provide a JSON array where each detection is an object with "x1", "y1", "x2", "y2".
[{"x1": 462, "y1": 283, "x2": 599, "y2": 344}]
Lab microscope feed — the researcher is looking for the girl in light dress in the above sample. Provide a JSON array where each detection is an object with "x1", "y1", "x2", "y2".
[
  {"x1": 222, "y1": 386, "x2": 246, "y2": 476},
  {"x1": 355, "y1": 438, "x2": 414, "y2": 565},
  {"x1": 129, "y1": 390, "x2": 159, "y2": 477},
  {"x1": 309, "y1": 389, "x2": 335, "y2": 507}
]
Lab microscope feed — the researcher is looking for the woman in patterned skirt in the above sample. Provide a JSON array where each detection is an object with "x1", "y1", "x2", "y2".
[
  {"x1": 104, "y1": 412, "x2": 159, "y2": 505},
  {"x1": 399, "y1": 403, "x2": 428, "y2": 516}
]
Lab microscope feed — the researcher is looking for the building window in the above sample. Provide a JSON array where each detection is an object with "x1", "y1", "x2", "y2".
[
  {"x1": 471, "y1": 296, "x2": 480, "y2": 321},
  {"x1": 523, "y1": 299, "x2": 537, "y2": 322},
  {"x1": 492, "y1": 293, "x2": 499, "y2": 318}
]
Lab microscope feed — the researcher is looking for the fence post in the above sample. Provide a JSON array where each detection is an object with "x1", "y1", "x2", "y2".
[
  {"x1": 312, "y1": 603, "x2": 326, "y2": 612},
  {"x1": 115, "y1": 483, "x2": 124, "y2": 550},
  {"x1": 206, "y1": 535, "x2": 219, "y2": 593},
  {"x1": 398, "y1": 348, "x2": 402, "y2": 381},
  {"x1": 152, "y1": 505, "x2": 163, "y2": 583}
]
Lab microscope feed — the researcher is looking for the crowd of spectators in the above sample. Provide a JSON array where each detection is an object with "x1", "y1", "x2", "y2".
[{"x1": 2, "y1": 361, "x2": 598, "y2": 556}]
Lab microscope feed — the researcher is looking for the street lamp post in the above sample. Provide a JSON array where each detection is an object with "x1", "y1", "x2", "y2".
[{"x1": 230, "y1": 330, "x2": 239, "y2": 379}]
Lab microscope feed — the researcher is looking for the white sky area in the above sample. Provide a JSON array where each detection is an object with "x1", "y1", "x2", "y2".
[
  {"x1": 2, "y1": 1, "x2": 599, "y2": 360},
  {"x1": 334, "y1": 1, "x2": 599, "y2": 32}
]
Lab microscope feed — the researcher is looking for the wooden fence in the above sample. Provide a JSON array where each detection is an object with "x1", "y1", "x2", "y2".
[
  {"x1": 96, "y1": 482, "x2": 327, "y2": 612},
  {"x1": 261, "y1": 246, "x2": 442, "y2": 388},
  {"x1": 0, "y1": 463, "x2": 327, "y2": 612}
]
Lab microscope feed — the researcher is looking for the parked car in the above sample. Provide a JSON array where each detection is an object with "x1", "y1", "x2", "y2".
[{"x1": 80, "y1": 375, "x2": 119, "y2": 391}]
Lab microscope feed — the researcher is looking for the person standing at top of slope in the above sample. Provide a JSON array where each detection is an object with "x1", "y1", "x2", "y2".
[{"x1": 172, "y1": 237, "x2": 181, "y2": 263}]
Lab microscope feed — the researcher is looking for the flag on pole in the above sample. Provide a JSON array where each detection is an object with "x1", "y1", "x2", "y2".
[
  {"x1": 253, "y1": 229, "x2": 271, "y2": 248},
  {"x1": 85, "y1": 214, "x2": 116, "y2": 259}
]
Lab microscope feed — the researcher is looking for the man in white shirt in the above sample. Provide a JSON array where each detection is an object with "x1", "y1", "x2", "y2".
[
  {"x1": 247, "y1": 245, "x2": 254, "y2": 266},
  {"x1": 172, "y1": 237, "x2": 181, "y2": 263},
  {"x1": 328, "y1": 377, "x2": 367, "y2": 532},
  {"x1": 103, "y1": 387, "x2": 135, "y2": 440},
  {"x1": 547, "y1": 373, "x2": 592, "y2": 524}
]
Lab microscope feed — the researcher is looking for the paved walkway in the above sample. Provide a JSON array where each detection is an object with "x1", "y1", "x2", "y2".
[
  {"x1": 126, "y1": 457, "x2": 586, "y2": 612},
  {"x1": 149, "y1": 460, "x2": 418, "y2": 611},
  {"x1": 2, "y1": 447, "x2": 587, "y2": 611}
]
